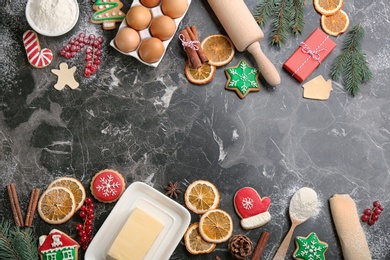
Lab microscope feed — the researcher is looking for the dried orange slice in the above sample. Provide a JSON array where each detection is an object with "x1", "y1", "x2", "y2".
[
  {"x1": 199, "y1": 209, "x2": 233, "y2": 243},
  {"x1": 321, "y1": 10, "x2": 350, "y2": 36},
  {"x1": 184, "y1": 222, "x2": 216, "y2": 254},
  {"x1": 48, "y1": 177, "x2": 86, "y2": 211},
  {"x1": 184, "y1": 180, "x2": 220, "y2": 214},
  {"x1": 184, "y1": 61, "x2": 216, "y2": 85},
  {"x1": 38, "y1": 186, "x2": 76, "y2": 224},
  {"x1": 201, "y1": 34, "x2": 235, "y2": 67},
  {"x1": 314, "y1": 0, "x2": 344, "y2": 16}
]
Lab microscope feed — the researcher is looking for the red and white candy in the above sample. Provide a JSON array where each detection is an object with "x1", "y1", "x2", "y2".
[
  {"x1": 23, "y1": 30, "x2": 53, "y2": 68},
  {"x1": 234, "y1": 187, "x2": 271, "y2": 229}
]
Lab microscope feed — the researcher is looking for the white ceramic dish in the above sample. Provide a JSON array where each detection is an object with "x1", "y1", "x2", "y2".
[
  {"x1": 25, "y1": 0, "x2": 79, "y2": 37},
  {"x1": 110, "y1": 0, "x2": 192, "y2": 67},
  {"x1": 85, "y1": 181, "x2": 191, "y2": 260}
]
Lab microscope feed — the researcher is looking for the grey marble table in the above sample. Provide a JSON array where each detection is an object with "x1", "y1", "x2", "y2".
[{"x1": 1, "y1": 0, "x2": 389, "y2": 259}]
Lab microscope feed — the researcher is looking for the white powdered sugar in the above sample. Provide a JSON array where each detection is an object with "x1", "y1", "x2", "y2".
[
  {"x1": 289, "y1": 187, "x2": 319, "y2": 221},
  {"x1": 28, "y1": 0, "x2": 77, "y2": 34}
]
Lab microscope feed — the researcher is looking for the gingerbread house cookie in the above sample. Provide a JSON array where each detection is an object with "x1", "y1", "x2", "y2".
[
  {"x1": 234, "y1": 187, "x2": 271, "y2": 229},
  {"x1": 38, "y1": 229, "x2": 80, "y2": 260},
  {"x1": 90, "y1": 169, "x2": 125, "y2": 203}
]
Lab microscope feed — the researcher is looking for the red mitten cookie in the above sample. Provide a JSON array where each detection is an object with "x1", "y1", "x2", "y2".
[
  {"x1": 234, "y1": 187, "x2": 271, "y2": 229},
  {"x1": 23, "y1": 30, "x2": 53, "y2": 68}
]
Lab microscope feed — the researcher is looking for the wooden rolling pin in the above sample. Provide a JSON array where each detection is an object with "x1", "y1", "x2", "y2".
[{"x1": 208, "y1": 0, "x2": 281, "y2": 87}]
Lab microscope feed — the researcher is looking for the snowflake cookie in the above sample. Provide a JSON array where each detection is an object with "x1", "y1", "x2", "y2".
[
  {"x1": 90, "y1": 169, "x2": 125, "y2": 203},
  {"x1": 233, "y1": 187, "x2": 271, "y2": 229},
  {"x1": 293, "y1": 232, "x2": 328, "y2": 260},
  {"x1": 224, "y1": 60, "x2": 260, "y2": 99}
]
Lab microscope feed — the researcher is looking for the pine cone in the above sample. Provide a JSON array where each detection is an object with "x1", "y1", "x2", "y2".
[{"x1": 228, "y1": 234, "x2": 254, "y2": 259}]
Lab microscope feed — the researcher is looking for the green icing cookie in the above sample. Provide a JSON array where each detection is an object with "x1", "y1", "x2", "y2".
[
  {"x1": 224, "y1": 60, "x2": 260, "y2": 99},
  {"x1": 293, "y1": 232, "x2": 328, "y2": 260}
]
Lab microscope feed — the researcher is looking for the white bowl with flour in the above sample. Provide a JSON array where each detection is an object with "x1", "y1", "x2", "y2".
[{"x1": 25, "y1": 0, "x2": 79, "y2": 37}]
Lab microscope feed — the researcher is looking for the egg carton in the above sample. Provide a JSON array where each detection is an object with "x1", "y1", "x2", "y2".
[{"x1": 110, "y1": 0, "x2": 191, "y2": 67}]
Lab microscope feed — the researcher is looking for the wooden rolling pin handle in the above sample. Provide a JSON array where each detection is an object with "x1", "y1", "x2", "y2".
[{"x1": 247, "y1": 41, "x2": 281, "y2": 87}]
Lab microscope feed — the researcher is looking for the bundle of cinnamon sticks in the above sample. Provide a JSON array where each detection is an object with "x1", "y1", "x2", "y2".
[
  {"x1": 180, "y1": 25, "x2": 208, "y2": 69},
  {"x1": 7, "y1": 183, "x2": 40, "y2": 227}
]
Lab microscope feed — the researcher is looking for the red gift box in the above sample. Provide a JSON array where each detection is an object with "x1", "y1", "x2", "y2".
[{"x1": 283, "y1": 28, "x2": 337, "y2": 82}]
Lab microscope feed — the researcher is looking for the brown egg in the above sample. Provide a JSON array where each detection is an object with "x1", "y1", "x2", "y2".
[
  {"x1": 161, "y1": 0, "x2": 188, "y2": 19},
  {"x1": 140, "y1": 0, "x2": 161, "y2": 8},
  {"x1": 114, "y1": 27, "x2": 140, "y2": 53},
  {"x1": 126, "y1": 5, "x2": 152, "y2": 30},
  {"x1": 150, "y1": 16, "x2": 176, "y2": 41},
  {"x1": 138, "y1": 37, "x2": 165, "y2": 63}
]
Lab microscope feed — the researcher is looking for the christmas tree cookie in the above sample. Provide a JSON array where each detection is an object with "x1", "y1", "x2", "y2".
[
  {"x1": 224, "y1": 60, "x2": 260, "y2": 98},
  {"x1": 91, "y1": 0, "x2": 126, "y2": 30},
  {"x1": 38, "y1": 229, "x2": 80, "y2": 260},
  {"x1": 293, "y1": 232, "x2": 328, "y2": 260},
  {"x1": 234, "y1": 187, "x2": 271, "y2": 229}
]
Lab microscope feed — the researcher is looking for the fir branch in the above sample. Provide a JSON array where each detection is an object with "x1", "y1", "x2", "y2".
[
  {"x1": 253, "y1": 0, "x2": 306, "y2": 47},
  {"x1": 331, "y1": 24, "x2": 372, "y2": 96},
  {"x1": 253, "y1": 0, "x2": 275, "y2": 27},
  {"x1": 270, "y1": 0, "x2": 293, "y2": 47},
  {"x1": 0, "y1": 220, "x2": 18, "y2": 260},
  {"x1": 291, "y1": 0, "x2": 305, "y2": 35},
  {"x1": 11, "y1": 228, "x2": 38, "y2": 260}
]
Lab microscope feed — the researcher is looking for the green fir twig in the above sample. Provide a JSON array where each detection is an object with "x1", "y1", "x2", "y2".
[
  {"x1": 0, "y1": 219, "x2": 38, "y2": 260},
  {"x1": 253, "y1": 0, "x2": 305, "y2": 47},
  {"x1": 331, "y1": 24, "x2": 372, "y2": 96}
]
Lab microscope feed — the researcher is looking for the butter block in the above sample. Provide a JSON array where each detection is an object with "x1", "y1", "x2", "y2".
[{"x1": 107, "y1": 208, "x2": 164, "y2": 260}]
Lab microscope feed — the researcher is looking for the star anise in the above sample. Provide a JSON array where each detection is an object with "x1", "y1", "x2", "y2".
[{"x1": 164, "y1": 181, "x2": 181, "y2": 199}]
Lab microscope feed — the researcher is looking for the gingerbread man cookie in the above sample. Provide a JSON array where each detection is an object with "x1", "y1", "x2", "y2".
[
  {"x1": 234, "y1": 187, "x2": 271, "y2": 229},
  {"x1": 51, "y1": 63, "x2": 79, "y2": 90},
  {"x1": 23, "y1": 30, "x2": 53, "y2": 68}
]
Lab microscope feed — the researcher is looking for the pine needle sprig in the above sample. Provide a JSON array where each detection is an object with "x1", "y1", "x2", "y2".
[
  {"x1": 253, "y1": 0, "x2": 275, "y2": 27},
  {"x1": 331, "y1": 24, "x2": 372, "y2": 96},
  {"x1": 270, "y1": 0, "x2": 293, "y2": 47},
  {"x1": 291, "y1": 0, "x2": 305, "y2": 35},
  {"x1": 254, "y1": 0, "x2": 305, "y2": 47},
  {"x1": 0, "y1": 219, "x2": 38, "y2": 260}
]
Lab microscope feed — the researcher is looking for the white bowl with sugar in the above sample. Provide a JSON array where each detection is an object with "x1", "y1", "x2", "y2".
[{"x1": 25, "y1": 0, "x2": 79, "y2": 37}]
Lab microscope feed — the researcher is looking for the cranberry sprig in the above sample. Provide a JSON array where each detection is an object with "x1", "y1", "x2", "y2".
[
  {"x1": 59, "y1": 33, "x2": 104, "y2": 78},
  {"x1": 361, "y1": 200, "x2": 384, "y2": 226},
  {"x1": 76, "y1": 197, "x2": 95, "y2": 250}
]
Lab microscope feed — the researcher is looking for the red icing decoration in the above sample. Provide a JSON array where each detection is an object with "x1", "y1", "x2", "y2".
[
  {"x1": 234, "y1": 187, "x2": 271, "y2": 219},
  {"x1": 39, "y1": 230, "x2": 79, "y2": 253},
  {"x1": 283, "y1": 28, "x2": 337, "y2": 82},
  {"x1": 92, "y1": 170, "x2": 123, "y2": 201},
  {"x1": 23, "y1": 30, "x2": 53, "y2": 68}
]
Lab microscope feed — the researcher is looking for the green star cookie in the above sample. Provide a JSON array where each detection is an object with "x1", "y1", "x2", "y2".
[
  {"x1": 224, "y1": 60, "x2": 260, "y2": 99},
  {"x1": 293, "y1": 232, "x2": 328, "y2": 260}
]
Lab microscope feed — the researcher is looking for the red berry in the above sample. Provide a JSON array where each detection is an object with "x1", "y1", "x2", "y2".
[
  {"x1": 59, "y1": 49, "x2": 66, "y2": 56},
  {"x1": 76, "y1": 223, "x2": 83, "y2": 230},
  {"x1": 78, "y1": 230, "x2": 86, "y2": 237},
  {"x1": 373, "y1": 201, "x2": 380, "y2": 207},
  {"x1": 88, "y1": 203, "x2": 94, "y2": 210},
  {"x1": 372, "y1": 214, "x2": 379, "y2": 221},
  {"x1": 378, "y1": 205, "x2": 384, "y2": 211},
  {"x1": 71, "y1": 52, "x2": 77, "y2": 57},
  {"x1": 85, "y1": 225, "x2": 93, "y2": 233},
  {"x1": 86, "y1": 219, "x2": 93, "y2": 226},
  {"x1": 82, "y1": 245, "x2": 89, "y2": 251},
  {"x1": 79, "y1": 211, "x2": 86, "y2": 219},
  {"x1": 87, "y1": 207, "x2": 94, "y2": 215},
  {"x1": 363, "y1": 209, "x2": 372, "y2": 216},
  {"x1": 79, "y1": 32, "x2": 85, "y2": 38},
  {"x1": 88, "y1": 213, "x2": 95, "y2": 220},
  {"x1": 65, "y1": 52, "x2": 72, "y2": 59},
  {"x1": 368, "y1": 219, "x2": 375, "y2": 226},
  {"x1": 84, "y1": 39, "x2": 90, "y2": 45},
  {"x1": 85, "y1": 197, "x2": 93, "y2": 204},
  {"x1": 89, "y1": 34, "x2": 96, "y2": 40},
  {"x1": 374, "y1": 208, "x2": 382, "y2": 215},
  {"x1": 95, "y1": 50, "x2": 102, "y2": 57},
  {"x1": 94, "y1": 58, "x2": 101, "y2": 65},
  {"x1": 361, "y1": 215, "x2": 369, "y2": 222},
  {"x1": 80, "y1": 205, "x2": 87, "y2": 212},
  {"x1": 97, "y1": 36, "x2": 104, "y2": 43}
]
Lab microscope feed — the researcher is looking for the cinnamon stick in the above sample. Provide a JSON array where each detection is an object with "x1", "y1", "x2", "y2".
[
  {"x1": 7, "y1": 183, "x2": 24, "y2": 227},
  {"x1": 251, "y1": 231, "x2": 270, "y2": 260},
  {"x1": 25, "y1": 188, "x2": 40, "y2": 227},
  {"x1": 186, "y1": 26, "x2": 209, "y2": 63},
  {"x1": 191, "y1": 25, "x2": 199, "y2": 39},
  {"x1": 180, "y1": 29, "x2": 202, "y2": 69}
]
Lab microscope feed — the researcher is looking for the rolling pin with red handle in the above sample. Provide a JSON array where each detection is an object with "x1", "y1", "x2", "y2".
[{"x1": 208, "y1": 0, "x2": 281, "y2": 87}]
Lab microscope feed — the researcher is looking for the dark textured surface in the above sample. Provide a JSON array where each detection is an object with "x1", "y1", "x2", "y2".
[{"x1": 1, "y1": 0, "x2": 389, "y2": 259}]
